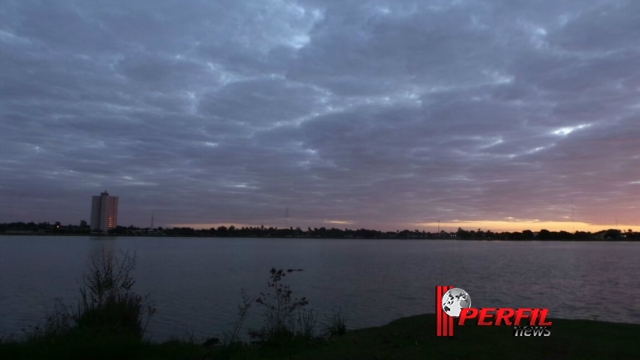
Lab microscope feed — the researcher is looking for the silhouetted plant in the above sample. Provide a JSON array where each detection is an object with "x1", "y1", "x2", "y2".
[
  {"x1": 222, "y1": 288, "x2": 254, "y2": 346},
  {"x1": 74, "y1": 249, "x2": 156, "y2": 338},
  {"x1": 295, "y1": 309, "x2": 318, "y2": 339},
  {"x1": 39, "y1": 299, "x2": 75, "y2": 338},
  {"x1": 250, "y1": 268, "x2": 309, "y2": 341},
  {"x1": 322, "y1": 309, "x2": 347, "y2": 337},
  {"x1": 30, "y1": 248, "x2": 156, "y2": 340}
]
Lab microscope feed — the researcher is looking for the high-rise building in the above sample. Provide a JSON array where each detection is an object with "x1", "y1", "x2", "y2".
[{"x1": 90, "y1": 191, "x2": 119, "y2": 232}]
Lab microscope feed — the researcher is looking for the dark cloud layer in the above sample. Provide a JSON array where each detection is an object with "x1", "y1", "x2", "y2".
[{"x1": 1, "y1": 0, "x2": 639, "y2": 230}]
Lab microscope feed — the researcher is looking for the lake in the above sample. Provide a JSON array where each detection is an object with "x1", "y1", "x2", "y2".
[{"x1": 1, "y1": 236, "x2": 639, "y2": 341}]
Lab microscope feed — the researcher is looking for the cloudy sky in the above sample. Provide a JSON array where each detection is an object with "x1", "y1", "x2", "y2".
[{"x1": 1, "y1": 0, "x2": 639, "y2": 232}]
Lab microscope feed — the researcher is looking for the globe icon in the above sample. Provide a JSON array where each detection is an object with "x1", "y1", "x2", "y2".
[{"x1": 441, "y1": 288, "x2": 471, "y2": 317}]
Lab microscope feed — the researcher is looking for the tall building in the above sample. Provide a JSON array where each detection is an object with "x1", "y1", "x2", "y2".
[{"x1": 90, "y1": 191, "x2": 119, "y2": 232}]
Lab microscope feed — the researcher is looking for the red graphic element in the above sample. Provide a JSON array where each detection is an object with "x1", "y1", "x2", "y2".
[{"x1": 435, "y1": 285, "x2": 454, "y2": 337}]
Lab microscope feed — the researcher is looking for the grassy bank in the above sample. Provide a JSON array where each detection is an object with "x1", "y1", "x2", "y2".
[
  {"x1": 2, "y1": 314, "x2": 640, "y2": 359},
  {"x1": 0, "y1": 332, "x2": 205, "y2": 360}
]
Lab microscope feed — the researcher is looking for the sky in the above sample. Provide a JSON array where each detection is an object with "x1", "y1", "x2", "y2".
[{"x1": 1, "y1": 0, "x2": 639, "y2": 232}]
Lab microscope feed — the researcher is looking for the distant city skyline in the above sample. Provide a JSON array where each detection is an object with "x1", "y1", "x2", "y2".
[{"x1": 1, "y1": 1, "x2": 639, "y2": 232}]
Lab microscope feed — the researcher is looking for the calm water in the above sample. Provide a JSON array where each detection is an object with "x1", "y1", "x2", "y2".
[{"x1": 1, "y1": 236, "x2": 639, "y2": 341}]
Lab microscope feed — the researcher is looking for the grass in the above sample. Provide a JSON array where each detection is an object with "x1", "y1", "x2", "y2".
[
  {"x1": 321, "y1": 309, "x2": 347, "y2": 338},
  {"x1": 214, "y1": 314, "x2": 640, "y2": 360},
  {"x1": 0, "y1": 330, "x2": 206, "y2": 360},
  {"x1": 2, "y1": 314, "x2": 640, "y2": 359}
]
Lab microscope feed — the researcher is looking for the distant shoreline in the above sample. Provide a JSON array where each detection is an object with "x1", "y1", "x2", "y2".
[
  {"x1": 1, "y1": 233, "x2": 639, "y2": 242},
  {"x1": 2, "y1": 222, "x2": 636, "y2": 241}
]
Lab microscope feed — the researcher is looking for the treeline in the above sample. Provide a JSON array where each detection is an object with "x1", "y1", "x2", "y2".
[
  {"x1": 1, "y1": 221, "x2": 638, "y2": 240},
  {"x1": 143, "y1": 226, "x2": 638, "y2": 240},
  {"x1": 0, "y1": 221, "x2": 89, "y2": 234},
  {"x1": 454, "y1": 228, "x2": 637, "y2": 240}
]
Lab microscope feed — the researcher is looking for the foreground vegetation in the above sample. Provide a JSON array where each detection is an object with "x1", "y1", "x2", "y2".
[
  {"x1": 2, "y1": 314, "x2": 640, "y2": 359},
  {"x1": 217, "y1": 314, "x2": 640, "y2": 360},
  {"x1": 2, "y1": 249, "x2": 639, "y2": 359}
]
